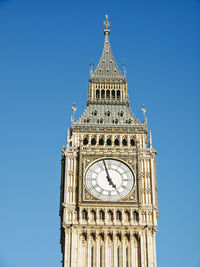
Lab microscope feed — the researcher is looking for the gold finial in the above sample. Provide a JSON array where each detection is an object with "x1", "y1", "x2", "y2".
[
  {"x1": 72, "y1": 103, "x2": 76, "y2": 116},
  {"x1": 71, "y1": 103, "x2": 76, "y2": 122},
  {"x1": 122, "y1": 60, "x2": 126, "y2": 77},
  {"x1": 142, "y1": 104, "x2": 147, "y2": 128},
  {"x1": 90, "y1": 58, "x2": 94, "y2": 75},
  {"x1": 103, "y1": 14, "x2": 111, "y2": 31},
  {"x1": 142, "y1": 104, "x2": 146, "y2": 116}
]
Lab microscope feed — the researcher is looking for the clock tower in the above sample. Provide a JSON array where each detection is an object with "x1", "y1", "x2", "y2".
[{"x1": 60, "y1": 16, "x2": 158, "y2": 267}]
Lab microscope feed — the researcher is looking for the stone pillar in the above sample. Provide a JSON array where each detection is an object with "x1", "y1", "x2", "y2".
[
  {"x1": 113, "y1": 234, "x2": 118, "y2": 267},
  {"x1": 96, "y1": 233, "x2": 100, "y2": 267},
  {"x1": 65, "y1": 156, "x2": 70, "y2": 204},
  {"x1": 148, "y1": 231, "x2": 153, "y2": 267},
  {"x1": 104, "y1": 233, "x2": 109, "y2": 267},
  {"x1": 150, "y1": 158, "x2": 157, "y2": 226},
  {"x1": 135, "y1": 237, "x2": 138, "y2": 267},
  {"x1": 152, "y1": 231, "x2": 157, "y2": 267},
  {"x1": 140, "y1": 231, "x2": 146, "y2": 267},
  {"x1": 88, "y1": 236, "x2": 91, "y2": 267},
  {"x1": 78, "y1": 232, "x2": 82, "y2": 267},
  {"x1": 122, "y1": 235, "x2": 126, "y2": 267},
  {"x1": 71, "y1": 227, "x2": 78, "y2": 267},
  {"x1": 72, "y1": 156, "x2": 77, "y2": 203},
  {"x1": 64, "y1": 228, "x2": 70, "y2": 267},
  {"x1": 130, "y1": 234, "x2": 135, "y2": 267}
]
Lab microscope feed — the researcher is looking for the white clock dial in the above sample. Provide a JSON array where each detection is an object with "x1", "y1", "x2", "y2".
[{"x1": 85, "y1": 159, "x2": 134, "y2": 201}]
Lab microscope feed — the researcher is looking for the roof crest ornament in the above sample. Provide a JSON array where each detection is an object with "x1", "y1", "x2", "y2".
[
  {"x1": 103, "y1": 15, "x2": 111, "y2": 35},
  {"x1": 90, "y1": 58, "x2": 94, "y2": 75},
  {"x1": 122, "y1": 61, "x2": 126, "y2": 77},
  {"x1": 71, "y1": 103, "x2": 77, "y2": 122},
  {"x1": 142, "y1": 104, "x2": 147, "y2": 128}
]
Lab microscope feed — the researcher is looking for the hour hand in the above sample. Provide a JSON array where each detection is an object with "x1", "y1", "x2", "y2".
[{"x1": 103, "y1": 160, "x2": 116, "y2": 189}]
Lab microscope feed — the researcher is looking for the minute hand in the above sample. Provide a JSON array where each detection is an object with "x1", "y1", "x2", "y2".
[{"x1": 102, "y1": 160, "x2": 116, "y2": 189}]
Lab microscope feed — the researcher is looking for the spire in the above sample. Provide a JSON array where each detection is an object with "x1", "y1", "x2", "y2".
[{"x1": 90, "y1": 15, "x2": 125, "y2": 81}]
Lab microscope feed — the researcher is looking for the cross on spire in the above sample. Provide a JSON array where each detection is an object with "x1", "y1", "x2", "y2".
[{"x1": 103, "y1": 15, "x2": 111, "y2": 33}]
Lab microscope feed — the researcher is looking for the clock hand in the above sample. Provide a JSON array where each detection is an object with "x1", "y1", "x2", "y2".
[
  {"x1": 102, "y1": 160, "x2": 122, "y2": 198},
  {"x1": 102, "y1": 160, "x2": 116, "y2": 189}
]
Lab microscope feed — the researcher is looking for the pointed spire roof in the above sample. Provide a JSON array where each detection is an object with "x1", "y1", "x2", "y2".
[{"x1": 90, "y1": 15, "x2": 125, "y2": 81}]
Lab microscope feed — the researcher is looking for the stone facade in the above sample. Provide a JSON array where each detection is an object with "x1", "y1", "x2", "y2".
[{"x1": 60, "y1": 16, "x2": 158, "y2": 267}]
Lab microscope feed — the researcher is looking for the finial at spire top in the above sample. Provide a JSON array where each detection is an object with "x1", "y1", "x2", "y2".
[
  {"x1": 142, "y1": 104, "x2": 147, "y2": 128},
  {"x1": 71, "y1": 103, "x2": 76, "y2": 122},
  {"x1": 90, "y1": 58, "x2": 94, "y2": 75},
  {"x1": 103, "y1": 15, "x2": 111, "y2": 34},
  {"x1": 122, "y1": 60, "x2": 126, "y2": 77}
]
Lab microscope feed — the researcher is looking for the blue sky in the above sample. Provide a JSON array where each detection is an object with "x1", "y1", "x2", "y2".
[{"x1": 0, "y1": 0, "x2": 199, "y2": 266}]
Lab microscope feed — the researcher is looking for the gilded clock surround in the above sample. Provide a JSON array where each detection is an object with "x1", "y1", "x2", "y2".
[
  {"x1": 60, "y1": 16, "x2": 158, "y2": 267},
  {"x1": 82, "y1": 156, "x2": 137, "y2": 203}
]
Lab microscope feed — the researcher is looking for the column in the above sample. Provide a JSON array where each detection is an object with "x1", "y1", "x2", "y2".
[
  {"x1": 140, "y1": 231, "x2": 146, "y2": 267},
  {"x1": 152, "y1": 231, "x2": 157, "y2": 267},
  {"x1": 104, "y1": 232, "x2": 109, "y2": 267},
  {"x1": 64, "y1": 228, "x2": 69, "y2": 267},
  {"x1": 130, "y1": 235, "x2": 135, "y2": 266},
  {"x1": 96, "y1": 233, "x2": 100, "y2": 267},
  {"x1": 148, "y1": 231, "x2": 153, "y2": 267},
  {"x1": 113, "y1": 234, "x2": 118, "y2": 267},
  {"x1": 122, "y1": 234, "x2": 126, "y2": 267},
  {"x1": 72, "y1": 156, "x2": 76, "y2": 203},
  {"x1": 71, "y1": 228, "x2": 78, "y2": 267},
  {"x1": 88, "y1": 236, "x2": 91, "y2": 267},
  {"x1": 64, "y1": 155, "x2": 69, "y2": 203}
]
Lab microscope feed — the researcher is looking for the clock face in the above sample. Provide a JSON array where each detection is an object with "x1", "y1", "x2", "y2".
[{"x1": 85, "y1": 159, "x2": 134, "y2": 201}]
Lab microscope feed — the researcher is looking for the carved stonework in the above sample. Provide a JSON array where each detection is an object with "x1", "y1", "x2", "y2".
[
  {"x1": 84, "y1": 187, "x2": 96, "y2": 201},
  {"x1": 84, "y1": 157, "x2": 93, "y2": 169},
  {"x1": 124, "y1": 188, "x2": 137, "y2": 201}
]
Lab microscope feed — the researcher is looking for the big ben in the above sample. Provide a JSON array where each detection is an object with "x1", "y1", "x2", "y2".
[{"x1": 60, "y1": 15, "x2": 158, "y2": 267}]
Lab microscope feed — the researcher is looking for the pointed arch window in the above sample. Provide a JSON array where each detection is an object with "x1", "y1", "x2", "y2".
[
  {"x1": 91, "y1": 138, "x2": 96, "y2": 145},
  {"x1": 114, "y1": 138, "x2": 119, "y2": 146},
  {"x1": 106, "y1": 90, "x2": 110, "y2": 99},
  {"x1": 101, "y1": 90, "x2": 105, "y2": 99},
  {"x1": 82, "y1": 210, "x2": 87, "y2": 220},
  {"x1": 99, "y1": 210, "x2": 104, "y2": 220},
  {"x1": 112, "y1": 90, "x2": 115, "y2": 99},
  {"x1": 117, "y1": 90, "x2": 121, "y2": 99},
  {"x1": 107, "y1": 138, "x2": 112, "y2": 146},
  {"x1": 99, "y1": 138, "x2": 104, "y2": 145},
  {"x1": 130, "y1": 138, "x2": 135, "y2": 146},
  {"x1": 116, "y1": 210, "x2": 121, "y2": 221},
  {"x1": 122, "y1": 138, "x2": 127, "y2": 146},
  {"x1": 83, "y1": 138, "x2": 88, "y2": 145},
  {"x1": 96, "y1": 90, "x2": 100, "y2": 99}
]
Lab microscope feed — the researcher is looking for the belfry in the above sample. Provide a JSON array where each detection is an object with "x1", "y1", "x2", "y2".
[{"x1": 60, "y1": 15, "x2": 158, "y2": 267}]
